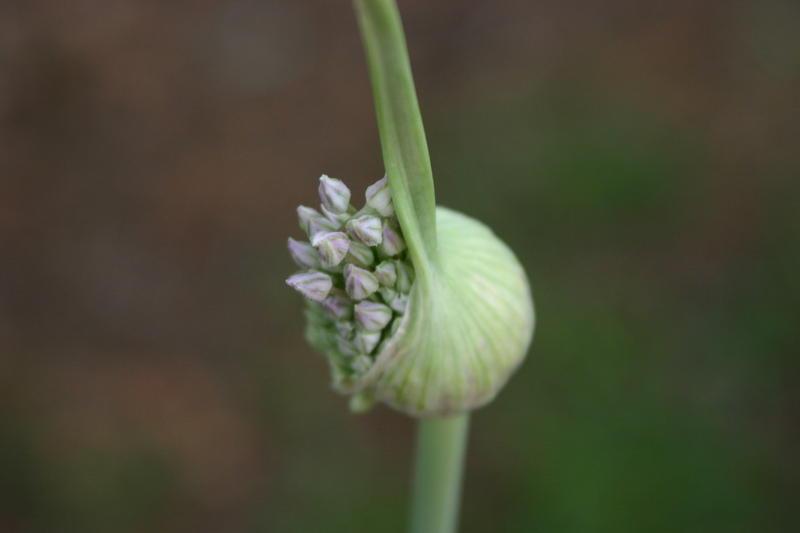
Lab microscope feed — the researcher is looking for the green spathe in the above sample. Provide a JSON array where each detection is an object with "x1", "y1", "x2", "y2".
[{"x1": 336, "y1": 207, "x2": 535, "y2": 416}]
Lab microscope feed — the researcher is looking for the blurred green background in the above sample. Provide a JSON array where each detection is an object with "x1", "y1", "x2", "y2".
[{"x1": 1, "y1": 1, "x2": 798, "y2": 532}]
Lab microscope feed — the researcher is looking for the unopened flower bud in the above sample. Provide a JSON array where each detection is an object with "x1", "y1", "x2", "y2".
[
  {"x1": 307, "y1": 216, "x2": 339, "y2": 242},
  {"x1": 286, "y1": 271, "x2": 332, "y2": 302},
  {"x1": 344, "y1": 264, "x2": 379, "y2": 300},
  {"x1": 320, "y1": 204, "x2": 348, "y2": 227},
  {"x1": 354, "y1": 300, "x2": 393, "y2": 332},
  {"x1": 395, "y1": 260, "x2": 414, "y2": 293},
  {"x1": 288, "y1": 238, "x2": 321, "y2": 269},
  {"x1": 379, "y1": 221, "x2": 406, "y2": 256},
  {"x1": 374, "y1": 260, "x2": 397, "y2": 286},
  {"x1": 297, "y1": 205, "x2": 321, "y2": 233},
  {"x1": 346, "y1": 215, "x2": 383, "y2": 246},
  {"x1": 319, "y1": 174, "x2": 351, "y2": 213},
  {"x1": 388, "y1": 293, "x2": 408, "y2": 313},
  {"x1": 365, "y1": 176, "x2": 394, "y2": 216},
  {"x1": 378, "y1": 286, "x2": 397, "y2": 304},
  {"x1": 312, "y1": 231, "x2": 350, "y2": 269},
  {"x1": 322, "y1": 290, "x2": 353, "y2": 320},
  {"x1": 346, "y1": 241, "x2": 375, "y2": 268},
  {"x1": 354, "y1": 330, "x2": 381, "y2": 354}
]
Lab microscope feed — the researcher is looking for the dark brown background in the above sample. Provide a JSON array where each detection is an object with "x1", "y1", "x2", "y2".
[{"x1": 2, "y1": 1, "x2": 798, "y2": 532}]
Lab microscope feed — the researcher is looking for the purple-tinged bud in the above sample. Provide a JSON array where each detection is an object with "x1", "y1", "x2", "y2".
[
  {"x1": 346, "y1": 215, "x2": 383, "y2": 246},
  {"x1": 374, "y1": 260, "x2": 397, "y2": 287},
  {"x1": 344, "y1": 264, "x2": 379, "y2": 300},
  {"x1": 378, "y1": 287, "x2": 397, "y2": 304},
  {"x1": 379, "y1": 221, "x2": 406, "y2": 256},
  {"x1": 319, "y1": 174, "x2": 351, "y2": 213},
  {"x1": 297, "y1": 205, "x2": 321, "y2": 233},
  {"x1": 388, "y1": 293, "x2": 408, "y2": 313},
  {"x1": 354, "y1": 330, "x2": 381, "y2": 354},
  {"x1": 321, "y1": 290, "x2": 353, "y2": 320},
  {"x1": 307, "y1": 216, "x2": 338, "y2": 242},
  {"x1": 286, "y1": 271, "x2": 332, "y2": 302},
  {"x1": 354, "y1": 300, "x2": 393, "y2": 332},
  {"x1": 346, "y1": 241, "x2": 375, "y2": 268},
  {"x1": 351, "y1": 354, "x2": 373, "y2": 373},
  {"x1": 365, "y1": 176, "x2": 394, "y2": 217},
  {"x1": 288, "y1": 238, "x2": 321, "y2": 269},
  {"x1": 312, "y1": 231, "x2": 350, "y2": 269},
  {"x1": 395, "y1": 260, "x2": 414, "y2": 293},
  {"x1": 320, "y1": 204, "x2": 348, "y2": 227}
]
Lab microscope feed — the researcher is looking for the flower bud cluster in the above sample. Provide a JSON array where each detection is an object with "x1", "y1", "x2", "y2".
[{"x1": 286, "y1": 175, "x2": 414, "y2": 385}]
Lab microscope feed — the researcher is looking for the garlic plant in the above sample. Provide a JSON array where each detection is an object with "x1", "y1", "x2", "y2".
[
  {"x1": 286, "y1": 1, "x2": 535, "y2": 532},
  {"x1": 287, "y1": 173, "x2": 533, "y2": 417}
]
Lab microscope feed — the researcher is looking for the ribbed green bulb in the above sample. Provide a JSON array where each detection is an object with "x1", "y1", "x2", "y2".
[{"x1": 349, "y1": 206, "x2": 534, "y2": 416}]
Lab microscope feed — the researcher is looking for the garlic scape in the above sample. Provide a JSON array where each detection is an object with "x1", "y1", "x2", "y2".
[{"x1": 287, "y1": 0, "x2": 535, "y2": 418}]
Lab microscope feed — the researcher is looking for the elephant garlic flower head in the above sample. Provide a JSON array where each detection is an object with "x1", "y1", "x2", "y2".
[{"x1": 287, "y1": 174, "x2": 535, "y2": 417}]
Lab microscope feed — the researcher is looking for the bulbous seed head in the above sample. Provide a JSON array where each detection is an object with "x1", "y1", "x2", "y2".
[
  {"x1": 318, "y1": 175, "x2": 351, "y2": 213},
  {"x1": 288, "y1": 176, "x2": 536, "y2": 417},
  {"x1": 289, "y1": 175, "x2": 537, "y2": 418}
]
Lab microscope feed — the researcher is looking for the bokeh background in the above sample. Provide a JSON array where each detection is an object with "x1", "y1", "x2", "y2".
[{"x1": 2, "y1": 0, "x2": 799, "y2": 532}]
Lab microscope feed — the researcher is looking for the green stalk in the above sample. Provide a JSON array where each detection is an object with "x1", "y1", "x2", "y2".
[
  {"x1": 353, "y1": 1, "x2": 470, "y2": 532},
  {"x1": 354, "y1": 0, "x2": 438, "y2": 287},
  {"x1": 409, "y1": 415, "x2": 470, "y2": 533}
]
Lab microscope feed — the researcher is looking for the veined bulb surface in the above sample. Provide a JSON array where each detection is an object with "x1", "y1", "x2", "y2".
[
  {"x1": 287, "y1": 176, "x2": 535, "y2": 417},
  {"x1": 351, "y1": 207, "x2": 534, "y2": 416}
]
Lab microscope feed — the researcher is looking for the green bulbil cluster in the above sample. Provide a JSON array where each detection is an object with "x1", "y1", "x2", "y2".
[{"x1": 287, "y1": 175, "x2": 415, "y2": 395}]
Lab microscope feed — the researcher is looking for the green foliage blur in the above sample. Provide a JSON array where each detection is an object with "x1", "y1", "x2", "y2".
[{"x1": 2, "y1": 1, "x2": 798, "y2": 532}]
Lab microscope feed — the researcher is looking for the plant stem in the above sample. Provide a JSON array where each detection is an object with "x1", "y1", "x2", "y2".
[
  {"x1": 353, "y1": 2, "x2": 470, "y2": 529},
  {"x1": 354, "y1": 0, "x2": 439, "y2": 281},
  {"x1": 409, "y1": 415, "x2": 470, "y2": 533}
]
